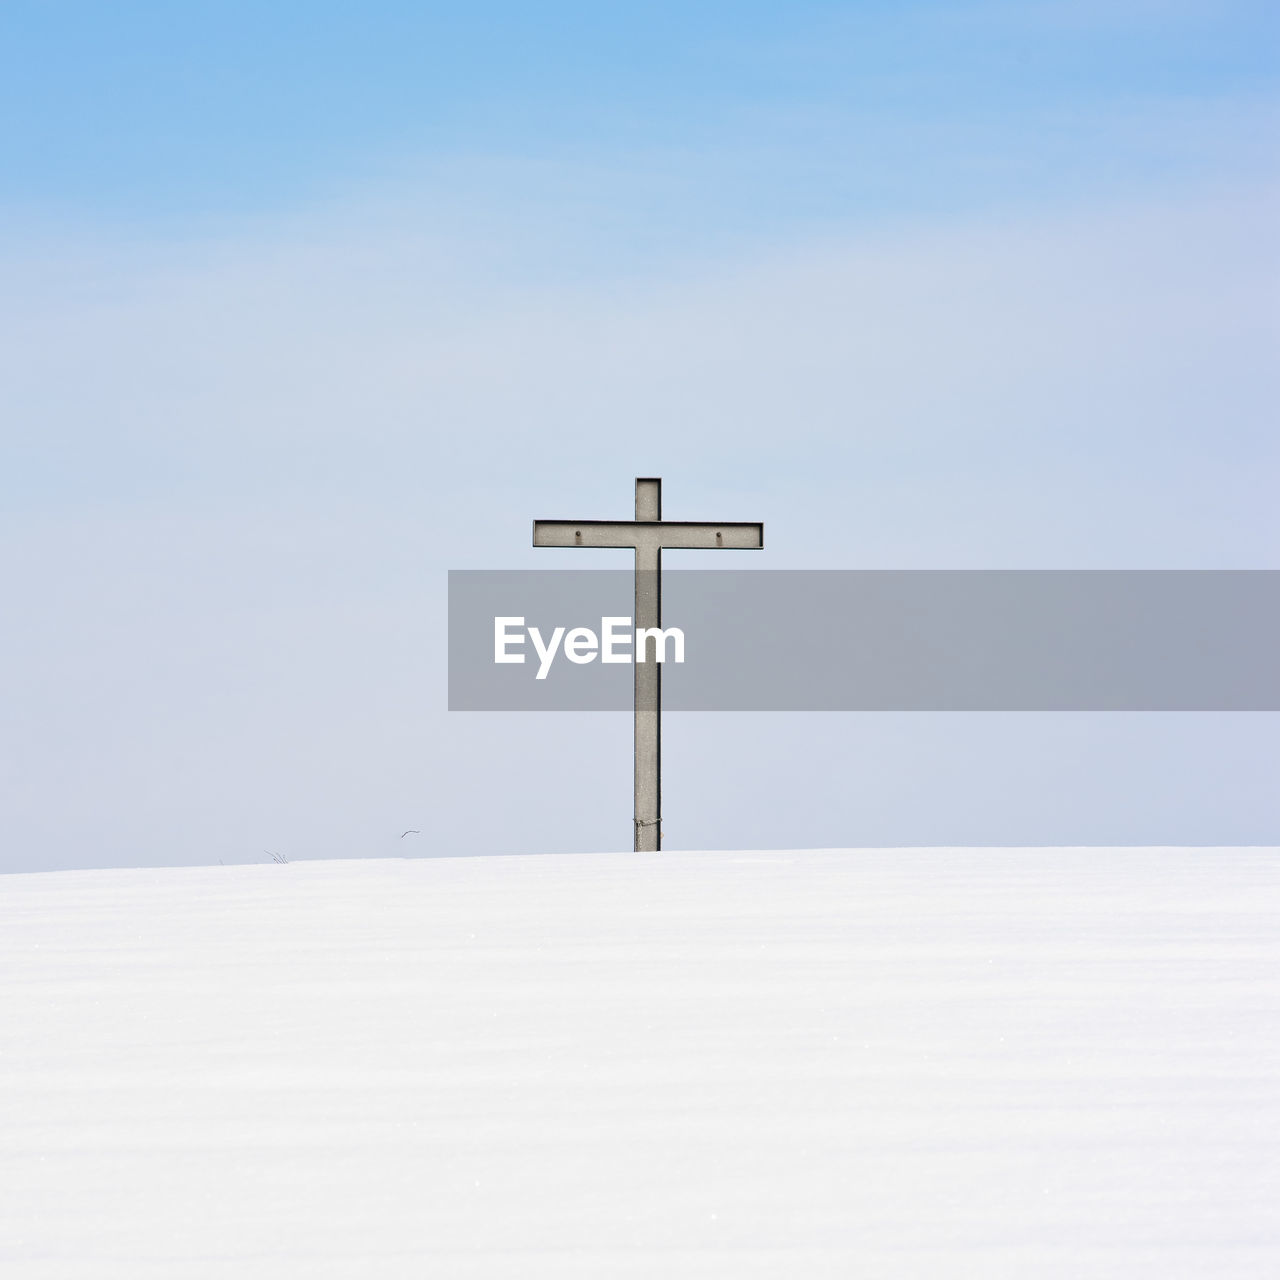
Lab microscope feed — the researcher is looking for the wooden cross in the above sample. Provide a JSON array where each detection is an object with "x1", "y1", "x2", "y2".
[{"x1": 533, "y1": 478, "x2": 764, "y2": 851}]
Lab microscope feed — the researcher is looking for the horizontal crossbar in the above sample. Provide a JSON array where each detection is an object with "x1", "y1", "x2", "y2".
[{"x1": 533, "y1": 520, "x2": 764, "y2": 550}]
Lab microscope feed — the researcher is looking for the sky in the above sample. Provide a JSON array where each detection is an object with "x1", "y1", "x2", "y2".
[{"x1": 1, "y1": 1, "x2": 1277, "y2": 871}]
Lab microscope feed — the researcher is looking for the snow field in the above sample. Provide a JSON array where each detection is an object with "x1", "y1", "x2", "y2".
[{"x1": 2, "y1": 848, "x2": 1277, "y2": 1278}]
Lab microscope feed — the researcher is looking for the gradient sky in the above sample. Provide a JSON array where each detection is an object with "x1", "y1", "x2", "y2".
[{"x1": 2, "y1": 1, "x2": 1277, "y2": 870}]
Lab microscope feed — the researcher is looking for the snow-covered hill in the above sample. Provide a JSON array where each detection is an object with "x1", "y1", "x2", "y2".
[{"x1": 2, "y1": 848, "x2": 1277, "y2": 1278}]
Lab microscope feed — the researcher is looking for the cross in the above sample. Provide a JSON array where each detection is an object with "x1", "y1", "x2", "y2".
[{"x1": 533, "y1": 478, "x2": 764, "y2": 851}]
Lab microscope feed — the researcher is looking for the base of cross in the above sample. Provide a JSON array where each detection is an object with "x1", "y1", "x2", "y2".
[{"x1": 634, "y1": 817, "x2": 662, "y2": 852}]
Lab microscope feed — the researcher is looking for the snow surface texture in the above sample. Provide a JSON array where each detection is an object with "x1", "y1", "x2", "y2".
[{"x1": 2, "y1": 849, "x2": 1277, "y2": 1279}]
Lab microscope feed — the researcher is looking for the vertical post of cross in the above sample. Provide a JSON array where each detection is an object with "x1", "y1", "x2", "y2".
[{"x1": 634, "y1": 478, "x2": 662, "y2": 851}]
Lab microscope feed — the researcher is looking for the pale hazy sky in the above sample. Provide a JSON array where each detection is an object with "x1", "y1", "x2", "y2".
[{"x1": 2, "y1": 2, "x2": 1276, "y2": 870}]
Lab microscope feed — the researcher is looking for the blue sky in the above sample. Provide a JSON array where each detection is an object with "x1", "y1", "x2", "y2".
[
  {"x1": 1, "y1": 2, "x2": 1277, "y2": 869},
  {"x1": 3, "y1": 1, "x2": 1274, "y2": 230}
]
